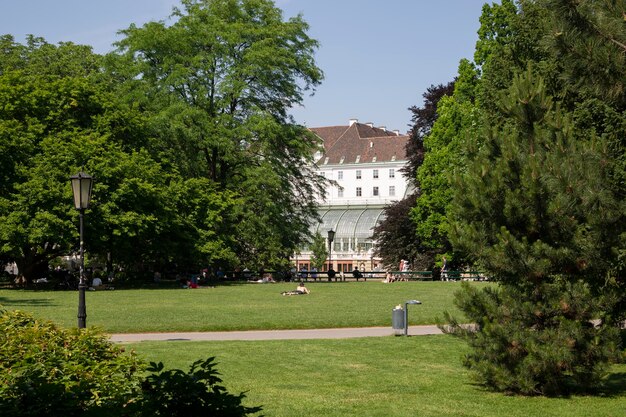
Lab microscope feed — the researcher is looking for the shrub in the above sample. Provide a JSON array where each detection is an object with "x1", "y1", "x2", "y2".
[
  {"x1": 0, "y1": 309, "x2": 262, "y2": 416},
  {"x1": 129, "y1": 358, "x2": 263, "y2": 417},
  {"x1": 0, "y1": 309, "x2": 142, "y2": 416}
]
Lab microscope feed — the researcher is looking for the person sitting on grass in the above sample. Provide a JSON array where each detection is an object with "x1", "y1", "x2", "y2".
[{"x1": 281, "y1": 282, "x2": 310, "y2": 296}]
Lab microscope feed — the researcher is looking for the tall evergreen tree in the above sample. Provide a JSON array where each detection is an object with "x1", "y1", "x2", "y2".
[{"x1": 447, "y1": 69, "x2": 623, "y2": 395}]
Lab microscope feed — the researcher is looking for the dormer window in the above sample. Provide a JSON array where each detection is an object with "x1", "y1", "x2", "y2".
[
  {"x1": 372, "y1": 156, "x2": 377, "y2": 162},
  {"x1": 339, "y1": 156, "x2": 345, "y2": 164},
  {"x1": 355, "y1": 155, "x2": 361, "y2": 163},
  {"x1": 324, "y1": 157, "x2": 329, "y2": 165},
  {"x1": 391, "y1": 155, "x2": 396, "y2": 161}
]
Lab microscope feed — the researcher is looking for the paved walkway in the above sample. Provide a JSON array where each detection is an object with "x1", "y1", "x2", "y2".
[{"x1": 109, "y1": 325, "x2": 443, "y2": 342}]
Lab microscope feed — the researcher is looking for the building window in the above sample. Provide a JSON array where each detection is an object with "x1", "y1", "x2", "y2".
[
  {"x1": 356, "y1": 187, "x2": 362, "y2": 197},
  {"x1": 373, "y1": 169, "x2": 379, "y2": 179},
  {"x1": 338, "y1": 188, "x2": 344, "y2": 198},
  {"x1": 356, "y1": 170, "x2": 362, "y2": 179},
  {"x1": 338, "y1": 171, "x2": 343, "y2": 180},
  {"x1": 373, "y1": 186, "x2": 379, "y2": 196},
  {"x1": 389, "y1": 168, "x2": 395, "y2": 178},
  {"x1": 389, "y1": 185, "x2": 395, "y2": 196}
]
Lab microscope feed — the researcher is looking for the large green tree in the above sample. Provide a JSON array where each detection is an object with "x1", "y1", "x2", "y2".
[
  {"x1": 443, "y1": 0, "x2": 625, "y2": 394},
  {"x1": 115, "y1": 0, "x2": 325, "y2": 270},
  {"x1": 0, "y1": 35, "x2": 211, "y2": 282},
  {"x1": 448, "y1": 68, "x2": 623, "y2": 395},
  {"x1": 0, "y1": 36, "x2": 164, "y2": 282},
  {"x1": 411, "y1": 61, "x2": 481, "y2": 258}
]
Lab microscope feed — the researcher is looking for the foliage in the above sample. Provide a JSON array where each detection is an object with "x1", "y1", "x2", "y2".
[
  {"x1": 308, "y1": 231, "x2": 328, "y2": 271},
  {"x1": 372, "y1": 82, "x2": 455, "y2": 269},
  {"x1": 0, "y1": 36, "x2": 158, "y2": 282},
  {"x1": 411, "y1": 70, "x2": 481, "y2": 253},
  {"x1": 447, "y1": 68, "x2": 624, "y2": 394},
  {"x1": 0, "y1": 309, "x2": 142, "y2": 416},
  {"x1": 544, "y1": 0, "x2": 626, "y2": 107},
  {"x1": 130, "y1": 358, "x2": 262, "y2": 417},
  {"x1": 373, "y1": 193, "x2": 427, "y2": 270},
  {"x1": 444, "y1": 282, "x2": 622, "y2": 395},
  {"x1": 403, "y1": 81, "x2": 455, "y2": 183},
  {"x1": 115, "y1": 0, "x2": 325, "y2": 271},
  {"x1": 0, "y1": 0, "x2": 326, "y2": 280},
  {"x1": 0, "y1": 308, "x2": 262, "y2": 416}
]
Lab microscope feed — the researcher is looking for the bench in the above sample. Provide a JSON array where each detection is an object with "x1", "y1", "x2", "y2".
[{"x1": 392, "y1": 271, "x2": 433, "y2": 281}]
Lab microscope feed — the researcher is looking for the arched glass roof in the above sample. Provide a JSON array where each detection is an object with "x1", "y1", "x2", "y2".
[{"x1": 313, "y1": 207, "x2": 384, "y2": 242}]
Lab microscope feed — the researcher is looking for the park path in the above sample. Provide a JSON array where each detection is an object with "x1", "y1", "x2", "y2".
[{"x1": 109, "y1": 325, "x2": 443, "y2": 342}]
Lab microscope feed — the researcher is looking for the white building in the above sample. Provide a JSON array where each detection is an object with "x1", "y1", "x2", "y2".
[{"x1": 295, "y1": 119, "x2": 412, "y2": 274}]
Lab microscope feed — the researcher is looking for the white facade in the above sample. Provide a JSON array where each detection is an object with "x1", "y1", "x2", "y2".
[
  {"x1": 294, "y1": 120, "x2": 412, "y2": 274},
  {"x1": 317, "y1": 162, "x2": 409, "y2": 206}
]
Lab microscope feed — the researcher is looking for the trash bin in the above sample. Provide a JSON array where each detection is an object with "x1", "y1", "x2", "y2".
[{"x1": 392, "y1": 305, "x2": 404, "y2": 336}]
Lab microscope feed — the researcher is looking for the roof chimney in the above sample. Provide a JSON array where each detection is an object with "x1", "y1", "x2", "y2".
[{"x1": 349, "y1": 118, "x2": 358, "y2": 126}]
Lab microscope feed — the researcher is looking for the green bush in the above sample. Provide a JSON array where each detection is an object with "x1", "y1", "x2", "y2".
[
  {"x1": 0, "y1": 309, "x2": 142, "y2": 416},
  {"x1": 129, "y1": 358, "x2": 263, "y2": 417},
  {"x1": 0, "y1": 309, "x2": 262, "y2": 416}
]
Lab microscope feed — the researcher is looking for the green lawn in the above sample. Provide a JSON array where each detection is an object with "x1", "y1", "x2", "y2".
[
  {"x1": 3, "y1": 281, "x2": 625, "y2": 416},
  {"x1": 128, "y1": 336, "x2": 626, "y2": 417},
  {"x1": 0, "y1": 281, "x2": 476, "y2": 333}
]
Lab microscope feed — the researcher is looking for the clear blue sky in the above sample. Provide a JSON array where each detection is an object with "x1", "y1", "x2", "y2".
[{"x1": 1, "y1": 0, "x2": 491, "y2": 133}]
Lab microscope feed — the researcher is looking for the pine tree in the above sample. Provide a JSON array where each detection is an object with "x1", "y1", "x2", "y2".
[{"x1": 446, "y1": 69, "x2": 623, "y2": 395}]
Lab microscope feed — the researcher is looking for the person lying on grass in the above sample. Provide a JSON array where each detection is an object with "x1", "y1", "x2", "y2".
[{"x1": 281, "y1": 282, "x2": 310, "y2": 296}]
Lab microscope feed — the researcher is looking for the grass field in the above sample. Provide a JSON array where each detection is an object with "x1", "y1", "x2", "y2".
[
  {"x1": 0, "y1": 281, "x2": 475, "y2": 333},
  {"x1": 2, "y1": 281, "x2": 625, "y2": 416},
  {"x1": 128, "y1": 337, "x2": 626, "y2": 417}
]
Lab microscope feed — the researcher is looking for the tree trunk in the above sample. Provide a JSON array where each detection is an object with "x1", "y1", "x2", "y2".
[{"x1": 15, "y1": 249, "x2": 51, "y2": 285}]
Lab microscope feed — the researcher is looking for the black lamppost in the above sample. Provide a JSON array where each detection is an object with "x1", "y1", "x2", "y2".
[
  {"x1": 71, "y1": 171, "x2": 93, "y2": 329},
  {"x1": 327, "y1": 229, "x2": 335, "y2": 279}
]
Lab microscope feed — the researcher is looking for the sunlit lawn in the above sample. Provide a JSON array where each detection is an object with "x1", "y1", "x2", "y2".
[
  {"x1": 0, "y1": 281, "x2": 477, "y2": 333},
  {"x1": 129, "y1": 336, "x2": 626, "y2": 417},
  {"x1": 3, "y1": 280, "x2": 625, "y2": 416}
]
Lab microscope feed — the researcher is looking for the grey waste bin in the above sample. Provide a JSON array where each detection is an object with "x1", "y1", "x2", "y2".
[{"x1": 392, "y1": 306, "x2": 404, "y2": 336}]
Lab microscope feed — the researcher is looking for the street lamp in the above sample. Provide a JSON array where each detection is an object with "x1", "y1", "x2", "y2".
[
  {"x1": 327, "y1": 229, "x2": 335, "y2": 280},
  {"x1": 70, "y1": 171, "x2": 93, "y2": 329},
  {"x1": 404, "y1": 299, "x2": 422, "y2": 336}
]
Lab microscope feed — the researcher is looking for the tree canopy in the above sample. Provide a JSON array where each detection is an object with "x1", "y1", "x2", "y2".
[
  {"x1": 437, "y1": 0, "x2": 626, "y2": 394},
  {"x1": 0, "y1": 0, "x2": 325, "y2": 282}
]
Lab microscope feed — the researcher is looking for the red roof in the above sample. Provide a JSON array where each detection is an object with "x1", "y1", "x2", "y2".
[{"x1": 310, "y1": 123, "x2": 409, "y2": 165}]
